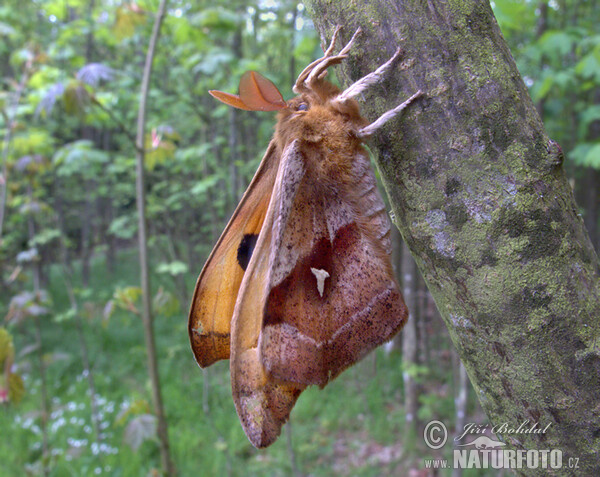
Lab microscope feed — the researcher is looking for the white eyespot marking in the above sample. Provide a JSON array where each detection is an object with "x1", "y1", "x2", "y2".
[{"x1": 310, "y1": 268, "x2": 330, "y2": 297}]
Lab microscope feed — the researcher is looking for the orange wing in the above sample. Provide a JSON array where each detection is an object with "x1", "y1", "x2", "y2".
[
  {"x1": 229, "y1": 141, "x2": 305, "y2": 448},
  {"x1": 188, "y1": 142, "x2": 279, "y2": 367}
]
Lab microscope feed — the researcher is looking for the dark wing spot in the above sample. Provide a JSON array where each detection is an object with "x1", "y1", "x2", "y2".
[{"x1": 237, "y1": 233, "x2": 258, "y2": 271}]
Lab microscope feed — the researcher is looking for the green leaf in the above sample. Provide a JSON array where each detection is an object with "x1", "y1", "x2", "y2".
[
  {"x1": 113, "y1": 286, "x2": 142, "y2": 314},
  {"x1": 144, "y1": 137, "x2": 176, "y2": 171},
  {"x1": 53, "y1": 308, "x2": 77, "y2": 323},
  {"x1": 116, "y1": 398, "x2": 151, "y2": 426},
  {"x1": 569, "y1": 142, "x2": 600, "y2": 168},
  {"x1": 294, "y1": 34, "x2": 320, "y2": 59},
  {"x1": 108, "y1": 215, "x2": 137, "y2": 240},
  {"x1": 156, "y1": 261, "x2": 188, "y2": 276},
  {"x1": 28, "y1": 228, "x2": 61, "y2": 247},
  {"x1": 538, "y1": 30, "x2": 577, "y2": 58},
  {"x1": 63, "y1": 80, "x2": 91, "y2": 115},
  {"x1": 575, "y1": 49, "x2": 600, "y2": 82},
  {"x1": 28, "y1": 66, "x2": 63, "y2": 90},
  {"x1": 578, "y1": 105, "x2": 600, "y2": 138},
  {"x1": 11, "y1": 129, "x2": 54, "y2": 157},
  {"x1": 492, "y1": 0, "x2": 536, "y2": 33},
  {"x1": 193, "y1": 50, "x2": 234, "y2": 76},
  {"x1": 192, "y1": 8, "x2": 242, "y2": 31},
  {"x1": 190, "y1": 175, "x2": 219, "y2": 196},
  {"x1": 53, "y1": 140, "x2": 110, "y2": 176},
  {"x1": 0, "y1": 328, "x2": 15, "y2": 367},
  {"x1": 113, "y1": 5, "x2": 147, "y2": 40},
  {"x1": 8, "y1": 373, "x2": 25, "y2": 404}
]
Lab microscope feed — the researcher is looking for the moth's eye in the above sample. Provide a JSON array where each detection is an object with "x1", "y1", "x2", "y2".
[{"x1": 296, "y1": 103, "x2": 309, "y2": 112}]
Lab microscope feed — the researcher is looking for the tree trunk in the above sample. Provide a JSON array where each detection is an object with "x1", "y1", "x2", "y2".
[
  {"x1": 401, "y1": 241, "x2": 418, "y2": 448},
  {"x1": 134, "y1": 0, "x2": 175, "y2": 474},
  {"x1": 304, "y1": 1, "x2": 600, "y2": 474}
]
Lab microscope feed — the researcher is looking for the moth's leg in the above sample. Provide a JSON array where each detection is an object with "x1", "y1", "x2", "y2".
[{"x1": 358, "y1": 90, "x2": 423, "y2": 138}]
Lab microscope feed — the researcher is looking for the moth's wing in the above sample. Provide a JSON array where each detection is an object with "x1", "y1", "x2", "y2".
[
  {"x1": 188, "y1": 141, "x2": 279, "y2": 368},
  {"x1": 229, "y1": 140, "x2": 306, "y2": 448},
  {"x1": 259, "y1": 148, "x2": 409, "y2": 387}
]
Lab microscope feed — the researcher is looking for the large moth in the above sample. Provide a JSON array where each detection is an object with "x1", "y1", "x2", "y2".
[{"x1": 188, "y1": 27, "x2": 420, "y2": 448}]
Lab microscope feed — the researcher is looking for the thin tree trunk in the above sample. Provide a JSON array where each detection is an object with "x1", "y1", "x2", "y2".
[
  {"x1": 401, "y1": 241, "x2": 418, "y2": 448},
  {"x1": 417, "y1": 274, "x2": 431, "y2": 366},
  {"x1": 387, "y1": 223, "x2": 404, "y2": 350},
  {"x1": 452, "y1": 354, "x2": 468, "y2": 477},
  {"x1": 229, "y1": 27, "x2": 243, "y2": 204},
  {"x1": 134, "y1": 0, "x2": 175, "y2": 474},
  {"x1": 305, "y1": 2, "x2": 600, "y2": 474}
]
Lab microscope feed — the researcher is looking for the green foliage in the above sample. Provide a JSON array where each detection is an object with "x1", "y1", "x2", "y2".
[
  {"x1": 493, "y1": 0, "x2": 600, "y2": 172},
  {"x1": 108, "y1": 214, "x2": 138, "y2": 240},
  {"x1": 53, "y1": 140, "x2": 110, "y2": 176},
  {"x1": 570, "y1": 142, "x2": 600, "y2": 168}
]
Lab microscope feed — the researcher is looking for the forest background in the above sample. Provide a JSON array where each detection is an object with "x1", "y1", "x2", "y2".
[{"x1": 1, "y1": 0, "x2": 599, "y2": 476}]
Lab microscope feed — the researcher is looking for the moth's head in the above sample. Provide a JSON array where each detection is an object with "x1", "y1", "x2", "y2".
[
  {"x1": 209, "y1": 67, "x2": 365, "y2": 148},
  {"x1": 208, "y1": 28, "x2": 372, "y2": 146},
  {"x1": 275, "y1": 82, "x2": 365, "y2": 147}
]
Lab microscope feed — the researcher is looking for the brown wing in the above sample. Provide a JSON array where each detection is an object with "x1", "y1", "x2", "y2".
[
  {"x1": 259, "y1": 145, "x2": 408, "y2": 387},
  {"x1": 188, "y1": 141, "x2": 279, "y2": 368}
]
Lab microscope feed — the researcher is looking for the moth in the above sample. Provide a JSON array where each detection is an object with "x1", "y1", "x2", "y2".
[{"x1": 188, "y1": 27, "x2": 420, "y2": 448}]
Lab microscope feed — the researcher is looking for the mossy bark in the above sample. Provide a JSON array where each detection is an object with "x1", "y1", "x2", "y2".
[{"x1": 304, "y1": 0, "x2": 600, "y2": 474}]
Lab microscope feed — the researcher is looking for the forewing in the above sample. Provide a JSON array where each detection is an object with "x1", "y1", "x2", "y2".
[
  {"x1": 259, "y1": 150, "x2": 408, "y2": 387},
  {"x1": 188, "y1": 142, "x2": 279, "y2": 368},
  {"x1": 229, "y1": 140, "x2": 306, "y2": 448}
]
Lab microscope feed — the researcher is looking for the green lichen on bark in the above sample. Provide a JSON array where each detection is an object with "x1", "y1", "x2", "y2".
[{"x1": 305, "y1": 0, "x2": 600, "y2": 474}]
